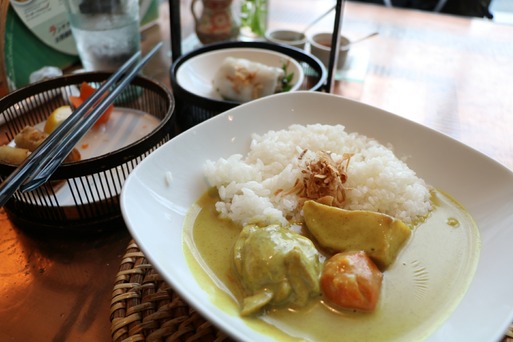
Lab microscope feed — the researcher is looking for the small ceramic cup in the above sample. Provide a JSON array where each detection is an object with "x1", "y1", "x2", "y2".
[
  {"x1": 309, "y1": 32, "x2": 350, "y2": 70},
  {"x1": 265, "y1": 29, "x2": 308, "y2": 50}
]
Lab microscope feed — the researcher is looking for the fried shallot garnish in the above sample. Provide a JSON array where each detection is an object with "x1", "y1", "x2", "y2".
[{"x1": 289, "y1": 150, "x2": 352, "y2": 208}]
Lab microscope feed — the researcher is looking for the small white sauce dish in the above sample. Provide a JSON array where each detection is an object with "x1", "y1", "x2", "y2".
[
  {"x1": 309, "y1": 32, "x2": 350, "y2": 70},
  {"x1": 265, "y1": 29, "x2": 308, "y2": 50}
]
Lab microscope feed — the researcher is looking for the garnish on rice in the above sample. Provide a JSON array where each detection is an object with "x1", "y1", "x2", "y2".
[{"x1": 288, "y1": 149, "x2": 353, "y2": 208}]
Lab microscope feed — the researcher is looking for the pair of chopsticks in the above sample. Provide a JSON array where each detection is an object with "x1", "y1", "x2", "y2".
[{"x1": 0, "y1": 42, "x2": 163, "y2": 207}]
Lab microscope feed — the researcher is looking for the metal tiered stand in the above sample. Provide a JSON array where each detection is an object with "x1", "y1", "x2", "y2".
[
  {"x1": 110, "y1": 1, "x2": 347, "y2": 340},
  {"x1": 167, "y1": 0, "x2": 345, "y2": 130}
]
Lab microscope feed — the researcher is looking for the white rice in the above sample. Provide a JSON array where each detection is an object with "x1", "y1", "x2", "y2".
[{"x1": 204, "y1": 124, "x2": 432, "y2": 226}]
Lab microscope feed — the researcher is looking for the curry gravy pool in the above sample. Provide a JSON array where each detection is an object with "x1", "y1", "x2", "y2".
[{"x1": 183, "y1": 189, "x2": 480, "y2": 341}]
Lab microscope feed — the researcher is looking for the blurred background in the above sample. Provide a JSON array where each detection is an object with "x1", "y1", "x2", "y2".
[
  {"x1": 490, "y1": 0, "x2": 513, "y2": 24},
  {"x1": 1, "y1": 0, "x2": 512, "y2": 97}
]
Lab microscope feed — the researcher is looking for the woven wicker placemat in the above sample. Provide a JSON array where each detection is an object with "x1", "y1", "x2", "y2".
[
  {"x1": 111, "y1": 241, "x2": 513, "y2": 342},
  {"x1": 110, "y1": 240, "x2": 231, "y2": 342}
]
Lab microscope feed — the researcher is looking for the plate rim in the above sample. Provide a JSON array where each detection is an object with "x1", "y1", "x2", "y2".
[{"x1": 121, "y1": 91, "x2": 513, "y2": 342}]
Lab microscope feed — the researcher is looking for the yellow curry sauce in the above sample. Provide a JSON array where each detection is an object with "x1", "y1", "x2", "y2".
[{"x1": 183, "y1": 188, "x2": 480, "y2": 341}]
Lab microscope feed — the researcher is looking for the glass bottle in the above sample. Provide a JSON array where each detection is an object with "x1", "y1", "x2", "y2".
[
  {"x1": 239, "y1": 0, "x2": 268, "y2": 39},
  {"x1": 191, "y1": 0, "x2": 240, "y2": 44}
]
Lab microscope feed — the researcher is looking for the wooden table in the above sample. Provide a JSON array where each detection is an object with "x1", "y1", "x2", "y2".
[
  {"x1": 0, "y1": 1, "x2": 512, "y2": 341},
  {"x1": 270, "y1": 0, "x2": 513, "y2": 171}
]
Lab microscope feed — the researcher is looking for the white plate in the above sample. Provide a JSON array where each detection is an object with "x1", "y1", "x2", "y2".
[
  {"x1": 121, "y1": 92, "x2": 513, "y2": 341},
  {"x1": 176, "y1": 47, "x2": 305, "y2": 101},
  {"x1": 25, "y1": 107, "x2": 160, "y2": 206}
]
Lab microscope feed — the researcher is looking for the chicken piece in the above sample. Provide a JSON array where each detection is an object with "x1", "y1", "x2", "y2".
[
  {"x1": 303, "y1": 200, "x2": 411, "y2": 270},
  {"x1": 233, "y1": 224, "x2": 321, "y2": 316}
]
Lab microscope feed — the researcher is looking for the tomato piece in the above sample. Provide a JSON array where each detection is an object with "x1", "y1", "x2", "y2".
[
  {"x1": 79, "y1": 81, "x2": 96, "y2": 101},
  {"x1": 69, "y1": 82, "x2": 113, "y2": 126},
  {"x1": 320, "y1": 251, "x2": 383, "y2": 312},
  {"x1": 95, "y1": 104, "x2": 112, "y2": 125},
  {"x1": 69, "y1": 95, "x2": 83, "y2": 109}
]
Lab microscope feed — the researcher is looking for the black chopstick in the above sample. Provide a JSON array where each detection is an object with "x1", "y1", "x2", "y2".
[
  {"x1": 0, "y1": 42, "x2": 163, "y2": 206},
  {"x1": 21, "y1": 42, "x2": 163, "y2": 193},
  {"x1": 0, "y1": 53, "x2": 141, "y2": 208},
  {"x1": 325, "y1": 0, "x2": 345, "y2": 93}
]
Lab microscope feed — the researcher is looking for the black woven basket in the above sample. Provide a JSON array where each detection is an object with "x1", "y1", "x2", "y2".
[
  {"x1": 0, "y1": 72, "x2": 175, "y2": 235},
  {"x1": 170, "y1": 41, "x2": 327, "y2": 131}
]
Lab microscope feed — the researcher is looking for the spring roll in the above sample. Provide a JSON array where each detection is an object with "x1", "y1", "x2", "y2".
[
  {"x1": 0, "y1": 145, "x2": 30, "y2": 165},
  {"x1": 14, "y1": 125, "x2": 81, "y2": 163},
  {"x1": 213, "y1": 57, "x2": 285, "y2": 103},
  {"x1": 14, "y1": 126, "x2": 47, "y2": 152}
]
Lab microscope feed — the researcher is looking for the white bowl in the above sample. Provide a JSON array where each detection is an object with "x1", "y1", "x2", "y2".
[
  {"x1": 176, "y1": 47, "x2": 304, "y2": 102},
  {"x1": 310, "y1": 32, "x2": 350, "y2": 70},
  {"x1": 265, "y1": 29, "x2": 308, "y2": 50},
  {"x1": 121, "y1": 91, "x2": 513, "y2": 341}
]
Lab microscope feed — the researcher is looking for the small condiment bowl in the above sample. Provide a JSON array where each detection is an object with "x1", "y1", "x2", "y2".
[
  {"x1": 309, "y1": 32, "x2": 350, "y2": 70},
  {"x1": 265, "y1": 29, "x2": 308, "y2": 50}
]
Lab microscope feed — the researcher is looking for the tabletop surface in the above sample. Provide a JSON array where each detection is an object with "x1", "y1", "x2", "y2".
[{"x1": 1, "y1": 1, "x2": 512, "y2": 341}]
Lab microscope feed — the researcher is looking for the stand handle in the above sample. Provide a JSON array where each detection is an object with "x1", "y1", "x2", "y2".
[
  {"x1": 325, "y1": 0, "x2": 345, "y2": 93},
  {"x1": 169, "y1": 0, "x2": 182, "y2": 60}
]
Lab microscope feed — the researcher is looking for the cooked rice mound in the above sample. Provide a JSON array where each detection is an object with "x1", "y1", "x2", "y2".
[{"x1": 204, "y1": 124, "x2": 432, "y2": 226}]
